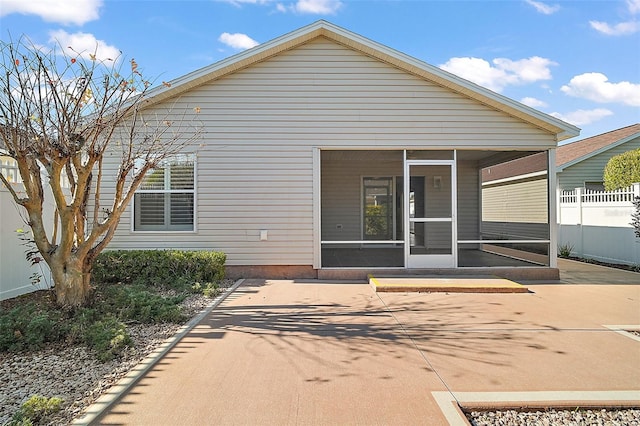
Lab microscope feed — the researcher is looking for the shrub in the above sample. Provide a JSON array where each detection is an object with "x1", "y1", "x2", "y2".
[
  {"x1": 1, "y1": 250, "x2": 227, "y2": 361},
  {"x1": 9, "y1": 395, "x2": 64, "y2": 425},
  {"x1": 0, "y1": 303, "x2": 66, "y2": 352},
  {"x1": 83, "y1": 316, "x2": 132, "y2": 362},
  {"x1": 603, "y1": 148, "x2": 640, "y2": 191},
  {"x1": 102, "y1": 285, "x2": 187, "y2": 324},
  {"x1": 93, "y1": 250, "x2": 226, "y2": 292}
]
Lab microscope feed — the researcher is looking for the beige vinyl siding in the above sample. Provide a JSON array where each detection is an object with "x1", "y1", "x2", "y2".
[
  {"x1": 558, "y1": 137, "x2": 640, "y2": 190},
  {"x1": 104, "y1": 36, "x2": 557, "y2": 266},
  {"x1": 457, "y1": 160, "x2": 479, "y2": 240},
  {"x1": 482, "y1": 177, "x2": 548, "y2": 223}
]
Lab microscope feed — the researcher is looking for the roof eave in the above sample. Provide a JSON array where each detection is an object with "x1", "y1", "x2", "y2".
[{"x1": 557, "y1": 131, "x2": 640, "y2": 171}]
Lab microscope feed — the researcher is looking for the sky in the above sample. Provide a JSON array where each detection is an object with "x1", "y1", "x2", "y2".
[{"x1": 0, "y1": 0, "x2": 639, "y2": 143}]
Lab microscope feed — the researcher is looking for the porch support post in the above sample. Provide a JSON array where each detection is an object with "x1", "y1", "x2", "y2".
[
  {"x1": 312, "y1": 147, "x2": 321, "y2": 269},
  {"x1": 548, "y1": 148, "x2": 558, "y2": 267}
]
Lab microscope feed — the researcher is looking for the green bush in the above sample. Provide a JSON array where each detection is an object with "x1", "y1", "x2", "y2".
[
  {"x1": 1, "y1": 250, "x2": 227, "y2": 362},
  {"x1": 93, "y1": 250, "x2": 226, "y2": 291},
  {"x1": 0, "y1": 303, "x2": 66, "y2": 352},
  {"x1": 9, "y1": 395, "x2": 64, "y2": 425},
  {"x1": 603, "y1": 148, "x2": 640, "y2": 190},
  {"x1": 84, "y1": 316, "x2": 132, "y2": 362},
  {"x1": 102, "y1": 285, "x2": 187, "y2": 323}
]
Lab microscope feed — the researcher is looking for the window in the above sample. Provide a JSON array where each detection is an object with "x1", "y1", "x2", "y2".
[
  {"x1": 133, "y1": 154, "x2": 195, "y2": 231},
  {"x1": 363, "y1": 177, "x2": 393, "y2": 240},
  {"x1": 584, "y1": 181, "x2": 605, "y2": 191},
  {"x1": 1, "y1": 156, "x2": 21, "y2": 183}
]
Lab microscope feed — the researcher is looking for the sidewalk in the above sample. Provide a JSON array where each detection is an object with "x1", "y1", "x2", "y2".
[{"x1": 90, "y1": 262, "x2": 640, "y2": 425}]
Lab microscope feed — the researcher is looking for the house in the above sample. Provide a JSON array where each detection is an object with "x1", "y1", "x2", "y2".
[
  {"x1": 481, "y1": 123, "x2": 640, "y2": 228},
  {"x1": 556, "y1": 123, "x2": 640, "y2": 191},
  {"x1": 101, "y1": 20, "x2": 579, "y2": 281},
  {"x1": 481, "y1": 123, "x2": 640, "y2": 265},
  {"x1": 482, "y1": 123, "x2": 640, "y2": 192}
]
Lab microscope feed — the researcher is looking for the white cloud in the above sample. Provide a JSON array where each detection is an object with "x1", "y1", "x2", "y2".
[
  {"x1": 218, "y1": 32, "x2": 259, "y2": 50},
  {"x1": 589, "y1": 20, "x2": 639, "y2": 36},
  {"x1": 628, "y1": 0, "x2": 640, "y2": 14},
  {"x1": 589, "y1": 0, "x2": 639, "y2": 36},
  {"x1": 48, "y1": 30, "x2": 120, "y2": 62},
  {"x1": 520, "y1": 97, "x2": 548, "y2": 108},
  {"x1": 561, "y1": 72, "x2": 640, "y2": 106},
  {"x1": 0, "y1": 0, "x2": 102, "y2": 25},
  {"x1": 525, "y1": 0, "x2": 560, "y2": 15},
  {"x1": 293, "y1": 0, "x2": 343, "y2": 14},
  {"x1": 549, "y1": 109, "x2": 613, "y2": 126},
  {"x1": 439, "y1": 56, "x2": 556, "y2": 92}
]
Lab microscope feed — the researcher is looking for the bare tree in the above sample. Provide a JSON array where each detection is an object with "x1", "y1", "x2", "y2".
[{"x1": 0, "y1": 38, "x2": 202, "y2": 308}]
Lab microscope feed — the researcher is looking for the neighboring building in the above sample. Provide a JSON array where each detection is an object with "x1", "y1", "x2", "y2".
[
  {"x1": 483, "y1": 123, "x2": 640, "y2": 192},
  {"x1": 1, "y1": 155, "x2": 21, "y2": 184},
  {"x1": 556, "y1": 123, "x2": 640, "y2": 191},
  {"x1": 481, "y1": 123, "x2": 640, "y2": 264},
  {"x1": 98, "y1": 21, "x2": 578, "y2": 280}
]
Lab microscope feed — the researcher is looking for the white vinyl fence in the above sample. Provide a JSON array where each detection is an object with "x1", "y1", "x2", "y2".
[
  {"x1": 1, "y1": 182, "x2": 53, "y2": 301},
  {"x1": 558, "y1": 183, "x2": 640, "y2": 266}
]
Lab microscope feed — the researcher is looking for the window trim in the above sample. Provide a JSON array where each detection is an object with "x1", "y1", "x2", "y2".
[{"x1": 131, "y1": 154, "x2": 197, "y2": 233}]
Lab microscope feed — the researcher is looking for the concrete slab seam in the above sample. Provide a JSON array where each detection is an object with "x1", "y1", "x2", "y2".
[
  {"x1": 432, "y1": 390, "x2": 640, "y2": 425},
  {"x1": 604, "y1": 324, "x2": 640, "y2": 342},
  {"x1": 71, "y1": 278, "x2": 246, "y2": 426},
  {"x1": 374, "y1": 291, "x2": 460, "y2": 415}
]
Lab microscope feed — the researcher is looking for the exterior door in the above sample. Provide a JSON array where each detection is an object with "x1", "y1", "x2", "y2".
[{"x1": 405, "y1": 160, "x2": 456, "y2": 268}]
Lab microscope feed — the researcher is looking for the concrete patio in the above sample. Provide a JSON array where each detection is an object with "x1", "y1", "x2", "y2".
[{"x1": 85, "y1": 258, "x2": 640, "y2": 425}]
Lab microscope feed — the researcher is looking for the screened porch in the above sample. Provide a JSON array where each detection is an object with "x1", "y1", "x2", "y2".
[{"x1": 320, "y1": 149, "x2": 552, "y2": 269}]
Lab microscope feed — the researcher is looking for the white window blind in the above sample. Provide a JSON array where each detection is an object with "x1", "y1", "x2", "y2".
[{"x1": 134, "y1": 154, "x2": 195, "y2": 231}]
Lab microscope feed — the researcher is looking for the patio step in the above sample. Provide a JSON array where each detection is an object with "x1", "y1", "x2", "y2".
[{"x1": 368, "y1": 274, "x2": 530, "y2": 293}]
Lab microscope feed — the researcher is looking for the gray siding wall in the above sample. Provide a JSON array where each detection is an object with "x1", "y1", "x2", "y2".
[
  {"x1": 558, "y1": 137, "x2": 640, "y2": 190},
  {"x1": 103, "y1": 37, "x2": 556, "y2": 266}
]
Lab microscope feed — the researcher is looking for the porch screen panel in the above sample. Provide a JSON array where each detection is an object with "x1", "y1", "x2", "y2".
[{"x1": 320, "y1": 150, "x2": 404, "y2": 268}]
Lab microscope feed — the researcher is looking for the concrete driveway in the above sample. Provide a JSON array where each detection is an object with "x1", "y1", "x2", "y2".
[{"x1": 91, "y1": 259, "x2": 640, "y2": 425}]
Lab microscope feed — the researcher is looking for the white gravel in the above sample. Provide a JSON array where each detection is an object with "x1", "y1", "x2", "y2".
[
  {"x1": 467, "y1": 408, "x2": 640, "y2": 425},
  {"x1": 0, "y1": 286, "x2": 231, "y2": 426}
]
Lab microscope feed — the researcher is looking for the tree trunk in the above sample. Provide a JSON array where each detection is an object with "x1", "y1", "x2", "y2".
[{"x1": 50, "y1": 258, "x2": 92, "y2": 308}]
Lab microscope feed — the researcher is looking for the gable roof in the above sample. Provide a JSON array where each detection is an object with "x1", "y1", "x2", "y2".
[
  {"x1": 556, "y1": 123, "x2": 640, "y2": 171},
  {"x1": 141, "y1": 20, "x2": 579, "y2": 142}
]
